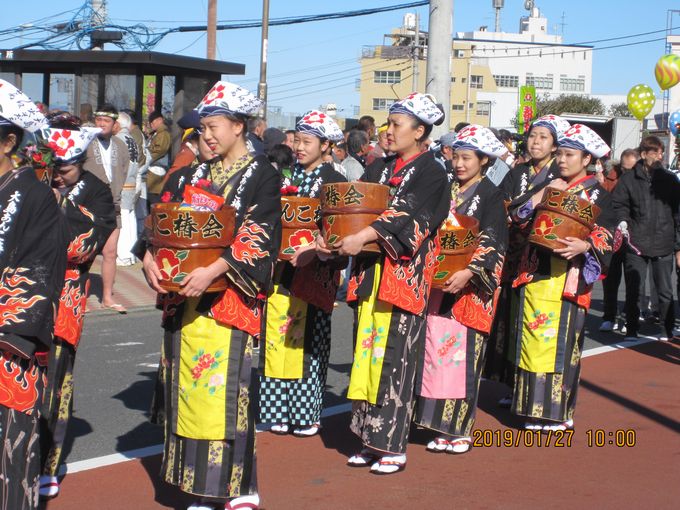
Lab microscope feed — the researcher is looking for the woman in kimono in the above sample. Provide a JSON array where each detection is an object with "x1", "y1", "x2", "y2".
[
  {"x1": 38, "y1": 118, "x2": 116, "y2": 498},
  {"x1": 139, "y1": 82, "x2": 281, "y2": 510},
  {"x1": 259, "y1": 111, "x2": 346, "y2": 437},
  {"x1": 0, "y1": 80, "x2": 68, "y2": 510},
  {"x1": 318, "y1": 93, "x2": 449, "y2": 474},
  {"x1": 486, "y1": 115, "x2": 571, "y2": 406},
  {"x1": 414, "y1": 125, "x2": 508, "y2": 454},
  {"x1": 508, "y1": 124, "x2": 615, "y2": 431}
]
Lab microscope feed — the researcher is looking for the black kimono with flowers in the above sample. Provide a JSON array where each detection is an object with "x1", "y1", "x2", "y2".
[
  {"x1": 346, "y1": 150, "x2": 450, "y2": 455},
  {"x1": 139, "y1": 155, "x2": 281, "y2": 500}
]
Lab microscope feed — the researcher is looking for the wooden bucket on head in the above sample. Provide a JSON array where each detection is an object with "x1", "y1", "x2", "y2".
[
  {"x1": 149, "y1": 203, "x2": 236, "y2": 293},
  {"x1": 528, "y1": 188, "x2": 601, "y2": 252},
  {"x1": 279, "y1": 196, "x2": 320, "y2": 260},
  {"x1": 320, "y1": 182, "x2": 390, "y2": 254},
  {"x1": 432, "y1": 214, "x2": 480, "y2": 289}
]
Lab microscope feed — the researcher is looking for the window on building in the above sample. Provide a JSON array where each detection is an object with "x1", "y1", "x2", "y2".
[
  {"x1": 476, "y1": 101, "x2": 491, "y2": 116},
  {"x1": 493, "y1": 74, "x2": 519, "y2": 88},
  {"x1": 452, "y1": 104, "x2": 464, "y2": 111},
  {"x1": 560, "y1": 75, "x2": 585, "y2": 92},
  {"x1": 470, "y1": 75, "x2": 484, "y2": 89},
  {"x1": 451, "y1": 77, "x2": 456, "y2": 83},
  {"x1": 374, "y1": 70, "x2": 402, "y2": 84},
  {"x1": 373, "y1": 98, "x2": 397, "y2": 111},
  {"x1": 454, "y1": 49, "x2": 465, "y2": 58},
  {"x1": 526, "y1": 74, "x2": 553, "y2": 90}
]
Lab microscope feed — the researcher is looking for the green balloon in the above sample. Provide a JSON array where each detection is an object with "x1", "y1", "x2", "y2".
[{"x1": 627, "y1": 84, "x2": 656, "y2": 121}]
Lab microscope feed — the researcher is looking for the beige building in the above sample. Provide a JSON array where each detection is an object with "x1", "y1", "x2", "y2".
[{"x1": 358, "y1": 27, "x2": 498, "y2": 131}]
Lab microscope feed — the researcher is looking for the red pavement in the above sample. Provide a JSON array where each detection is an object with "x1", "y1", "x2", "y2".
[{"x1": 42, "y1": 340, "x2": 680, "y2": 510}]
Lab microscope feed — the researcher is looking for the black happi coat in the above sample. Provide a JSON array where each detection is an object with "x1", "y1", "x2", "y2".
[{"x1": 0, "y1": 166, "x2": 68, "y2": 353}]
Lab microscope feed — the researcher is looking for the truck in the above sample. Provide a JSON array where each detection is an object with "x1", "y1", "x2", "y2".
[{"x1": 558, "y1": 113, "x2": 642, "y2": 161}]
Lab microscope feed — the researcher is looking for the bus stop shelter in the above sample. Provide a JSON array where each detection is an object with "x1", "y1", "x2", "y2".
[{"x1": 0, "y1": 48, "x2": 245, "y2": 152}]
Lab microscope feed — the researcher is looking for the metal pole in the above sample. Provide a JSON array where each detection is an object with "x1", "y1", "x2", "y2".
[
  {"x1": 90, "y1": 0, "x2": 107, "y2": 49},
  {"x1": 258, "y1": 0, "x2": 270, "y2": 119},
  {"x1": 412, "y1": 12, "x2": 420, "y2": 91},
  {"x1": 207, "y1": 0, "x2": 217, "y2": 59},
  {"x1": 425, "y1": 0, "x2": 453, "y2": 137}
]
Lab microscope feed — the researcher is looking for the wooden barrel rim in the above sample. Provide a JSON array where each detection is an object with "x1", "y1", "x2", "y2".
[
  {"x1": 322, "y1": 207, "x2": 385, "y2": 216},
  {"x1": 149, "y1": 239, "x2": 229, "y2": 249},
  {"x1": 535, "y1": 203, "x2": 595, "y2": 230}
]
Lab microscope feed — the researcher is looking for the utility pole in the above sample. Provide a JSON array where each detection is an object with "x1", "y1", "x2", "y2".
[
  {"x1": 411, "y1": 12, "x2": 420, "y2": 91},
  {"x1": 425, "y1": 0, "x2": 453, "y2": 137},
  {"x1": 207, "y1": 0, "x2": 217, "y2": 59},
  {"x1": 90, "y1": 0, "x2": 107, "y2": 49},
  {"x1": 258, "y1": 0, "x2": 270, "y2": 119}
]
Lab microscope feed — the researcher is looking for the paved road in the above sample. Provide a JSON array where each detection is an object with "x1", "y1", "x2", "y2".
[{"x1": 65, "y1": 282, "x2": 668, "y2": 465}]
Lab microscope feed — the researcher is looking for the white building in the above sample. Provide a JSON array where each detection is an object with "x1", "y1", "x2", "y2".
[{"x1": 459, "y1": 5, "x2": 594, "y2": 129}]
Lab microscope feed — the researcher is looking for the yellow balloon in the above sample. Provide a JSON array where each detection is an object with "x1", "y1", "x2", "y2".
[
  {"x1": 655, "y1": 54, "x2": 680, "y2": 90},
  {"x1": 627, "y1": 84, "x2": 655, "y2": 121}
]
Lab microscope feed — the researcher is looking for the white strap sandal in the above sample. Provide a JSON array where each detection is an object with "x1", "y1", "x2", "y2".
[
  {"x1": 446, "y1": 437, "x2": 472, "y2": 455},
  {"x1": 542, "y1": 419, "x2": 574, "y2": 432},
  {"x1": 426, "y1": 437, "x2": 451, "y2": 453},
  {"x1": 269, "y1": 423, "x2": 289, "y2": 435},
  {"x1": 347, "y1": 448, "x2": 378, "y2": 467},
  {"x1": 224, "y1": 494, "x2": 260, "y2": 509},
  {"x1": 39, "y1": 475, "x2": 60, "y2": 499},
  {"x1": 370, "y1": 454, "x2": 407, "y2": 475},
  {"x1": 292, "y1": 423, "x2": 321, "y2": 437}
]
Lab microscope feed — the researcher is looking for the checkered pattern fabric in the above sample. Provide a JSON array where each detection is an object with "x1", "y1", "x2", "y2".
[{"x1": 259, "y1": 308, "x2": 331, "y2": 427}]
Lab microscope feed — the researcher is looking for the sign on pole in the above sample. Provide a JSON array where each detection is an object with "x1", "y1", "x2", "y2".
[{"x1": 518, "y1": 85, "x2": 537, "y2": 134}]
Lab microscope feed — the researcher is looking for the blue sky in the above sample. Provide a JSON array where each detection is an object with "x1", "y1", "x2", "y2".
[{"x1": 1, "y1": 0, "x2": 679, "y2": 117}]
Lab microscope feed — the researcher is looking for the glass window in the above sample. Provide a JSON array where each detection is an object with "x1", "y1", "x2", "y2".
[
  {"x1": 470, "y1": 75, "x2": 484, "y2": 89},
  {"x1": 21, "y1": 73, "x2": 44, "y2": 103},
  {"x1": 493, "y1": 75, "x2": 519, "y2": 88},
  {"x1": 560, "y1": 76, "x2": 585, "y2": 92},
  {"x1": 374, "y1": 70, "x2": 402, "y2": 84},
  {"x1": 80, "y1": 74, "x2": 99, "y2": 123},
  {"x1": 452, "y1": 104, "x2": 465, "y2": 111},
  {"x1": 526, "y1": 74, "x2": 553, "y2": 90},
  {"x1": 476, "y1": 102, "x2": 491, "y2": 116},
  {"x1": 105, "y1": 74, "x2": 136, "y2": 111},
  {"x1": 49, "y1": 73, "x2": 75, "y2": 113},
  {"x1": 161, "y1": 76, "x2": 176, "y2": 117},
  {"x1": 0, "y1": 73, "x2": 16, "y2": 86},
  {"x1": 372, "y1": 98, "x2": 396, "y2": 111}
]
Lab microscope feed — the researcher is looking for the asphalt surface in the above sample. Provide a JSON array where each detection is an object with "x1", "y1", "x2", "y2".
[{"x1": 64, "y1": 281, "x2": 667, "y2": 464}]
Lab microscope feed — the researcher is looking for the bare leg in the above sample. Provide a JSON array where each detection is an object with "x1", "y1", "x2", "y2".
[{"x1": 101, "y1": 228, "x2": 121, "y2": 307}]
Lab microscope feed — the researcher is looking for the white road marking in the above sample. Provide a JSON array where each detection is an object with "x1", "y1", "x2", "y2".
[
  {"x1": 63, "y1": 337, "x2": 662, "y2": 474},
  {"x1": 111, "y1": 342, "x2": 144, "y2": 346},
  {"x1": 137, "y1": 362, "x2": 159, "y2": 368}
]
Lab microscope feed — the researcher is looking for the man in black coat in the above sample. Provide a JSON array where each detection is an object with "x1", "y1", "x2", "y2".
[{"x1": 612, "y1": 136, "x2": 680, "y2": 340}]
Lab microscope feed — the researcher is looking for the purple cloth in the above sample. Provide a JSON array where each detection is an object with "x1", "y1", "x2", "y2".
[
  {"x1": 582, "y1": 252, "x2": 601, "y2": 285},
  {"x1": 517, "y1": 199, "x2": 534, "y2": 220}
]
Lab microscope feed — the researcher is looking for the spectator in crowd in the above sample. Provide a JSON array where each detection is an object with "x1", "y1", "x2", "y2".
[
  {"x1": 333, "y1": 141, "x2": 348, "y2": 163},
  {"x1": 454, "y1": 121, "x2": 470, "y2": 132},
  {"x1": 84, "y1": 103, "x2": 130, "y2": 313},
  {"x1": 113, "y1": 111, "x2": 140, "y2": 267},
  {"x1": 485, "y1": 128, "x2": 514, "y2": 186},
  {"x1": 121, "y1": 109, "x2": 149, "y2": 236},
  {"x1": 433, "y1": 131, "x2": 456, "y2": 175},
  {"x1": 246, "y1": 116, "x2": 267, "y2": 155},
  {"x1": 267, "y1": 143, "x2": 294, "y2": 173},
  {"x1": 263, "y1": 127, "x2": 286, "y2": 154},
  {"x1": 356, "y1": 115, "x2": 376, "y2": 142},
  {"x1": 599, "y1": 148, "x2": 639, "y2": 332},
  {"x1": 284, "y1": 129, "x2": 296, "y2": 149},
  {"x1": 342, "y1": 129, "x2": 369, "y2": 181},
  {"x1": 602, "y1": 148, "x2": 639, "y2": 193},
  {"x1": 166, "y1": 129, "x2": 200, "y2": 181},
  {"x1": 612, "y1": 136, "x2": 680, "y2": 341},
  {"x1": 365, "y1": 122, "x2": 389, "y2": 166},
  {"x1": 145, "y1": 110, "x2": 171, "y2": 208}
]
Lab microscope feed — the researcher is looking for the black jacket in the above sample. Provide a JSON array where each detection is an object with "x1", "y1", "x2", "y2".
[{"x1": 612, "y1": 160, "x2": 680, "y2": 257}]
